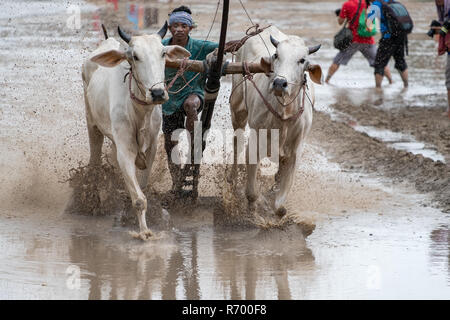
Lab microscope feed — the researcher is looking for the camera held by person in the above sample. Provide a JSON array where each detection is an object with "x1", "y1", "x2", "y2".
[
  {"x1": 439, "y1": 19, "x2": 450, "y2": 37},
  {"x1": 427, "y1": 20, "x2": 442, "y2": 38},
  {"x1": 335, "y1": 8, "x2": 341, "y2": 17}
]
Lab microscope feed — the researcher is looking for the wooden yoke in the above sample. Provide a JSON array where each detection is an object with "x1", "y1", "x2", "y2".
[{"x1": 165, "y1": 59, "x2": 266, "y2": 75}]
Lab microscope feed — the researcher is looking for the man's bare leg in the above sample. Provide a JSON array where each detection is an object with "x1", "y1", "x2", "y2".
[
  {"x1": 447, "y1": 89, "x2": 450, "y2": 119},
  {"x1": 325, "y1": 63, "x2": 340, "y2": 84},
  {"x1": 400, "y1": 69, "x2": 409, "y2": 88},
  {"x1": 384, "y1": 66, "x2": 393, "y2": 84},
  {"x1": 183, "y1": 94, "x2": 201, "y2": 134},
  {"x1": 375, "y1": 73, "x2": 384, "y2": 89}
]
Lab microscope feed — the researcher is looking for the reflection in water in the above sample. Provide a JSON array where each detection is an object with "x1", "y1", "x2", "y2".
[
  {"x1": 160, "y1": 233, "x2": 200, "y2": 300},
  {"x1": 3, "y1": 206, "x2": 447, "y2": 299},
  {"x1": 68, "y1": 232, "x2": 172, "y2": 299},
  {"x1": 64, "y1": 225, "x2": 314, "y2": 299},
  {"x1": 429, "y1": 224, "x2": 450, "y2": 283},
  {"x1": 212, "y1": 228, "x2": 315, "y2": 300}
]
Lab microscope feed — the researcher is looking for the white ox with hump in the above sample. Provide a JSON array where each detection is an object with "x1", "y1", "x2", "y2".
[
  {"x1": 230, "y1": 26, "x2": 322, "y2": 216},
  {"x1": 82, "y1": 25, "x2": 190, "y2": 240}
]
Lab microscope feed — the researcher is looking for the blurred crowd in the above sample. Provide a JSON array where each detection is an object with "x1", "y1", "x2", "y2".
[{"x1": 327, "y1": 0, "x2": 450, "y2": 119}]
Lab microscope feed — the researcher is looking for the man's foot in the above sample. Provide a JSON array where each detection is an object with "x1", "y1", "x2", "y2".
[{"x1": 170, "y1": 185, "x2": 198, "y2": 199}]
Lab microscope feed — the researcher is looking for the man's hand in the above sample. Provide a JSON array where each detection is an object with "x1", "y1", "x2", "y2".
[{"x1": 206, "y1": 48, "x2": 218, "y2": 67}]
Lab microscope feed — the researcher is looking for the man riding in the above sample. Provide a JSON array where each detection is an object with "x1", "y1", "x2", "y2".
[{"x1": 162, "y1": 5, "x2": 242, "y2": 195}]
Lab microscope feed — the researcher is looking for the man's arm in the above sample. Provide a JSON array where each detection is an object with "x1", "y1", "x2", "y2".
[
  {"x1": 338, "y1": 3, "x2": 349, "y2": 25},
  {"x1": 445, "y1": 0, "x2": 450, "y2": 20}
]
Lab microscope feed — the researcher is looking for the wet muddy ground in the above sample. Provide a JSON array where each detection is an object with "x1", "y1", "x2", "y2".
[{"x1": 0, "y1": 0, "x2": 449, "y2": 299}]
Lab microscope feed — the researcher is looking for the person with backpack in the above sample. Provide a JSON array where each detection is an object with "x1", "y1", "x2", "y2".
[
  {"x1": 436, "y1": 0, "x2": 450, "y2": 119},
  {"x1": 326, "y1": 0, "x2": 393, "y2": 84},
  {"x1": 367, "y1": 0, "x2": 413, "y2": 89}
]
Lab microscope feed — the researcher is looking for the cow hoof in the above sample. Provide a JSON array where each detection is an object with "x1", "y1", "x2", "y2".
[
  {"x1": 139, "y1": 229, "x2": 153, "y2": 241},
  {"x1": 129, "y1": 229, "x2": 153, "y2": 241},
  {"x1": 247, "y1": 194, "x2": 258, "y2": 203},
  {"x1": 140, "y1": 230, "x2": 153, "y2": 240},
  {"x1": 276, "y1": 207, "x2": 287, "y2": 217},
  {"x1": 135, "y1": 152, "x2": 147, "y2": 170}
]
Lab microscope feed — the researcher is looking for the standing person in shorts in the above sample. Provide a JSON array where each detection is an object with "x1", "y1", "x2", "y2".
[
  {"x1": 367, "y1": 0, "x2": 409, "y2": 89},
  {"x1": 326, "y1": 0, "x2": 393, "y2": 84},
  {"x1": 440, "y1": 0, "x2": 450, "y2": 119}
]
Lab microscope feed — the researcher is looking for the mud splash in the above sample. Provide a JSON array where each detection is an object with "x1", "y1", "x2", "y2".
[{"x1": 65, "y1": 160, "x2": 127, "y2": 216}]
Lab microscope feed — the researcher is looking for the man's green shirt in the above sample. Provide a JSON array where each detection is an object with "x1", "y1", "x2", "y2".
[{"x1": 162, "y1": 36, "x2": 218, "y2": 115}]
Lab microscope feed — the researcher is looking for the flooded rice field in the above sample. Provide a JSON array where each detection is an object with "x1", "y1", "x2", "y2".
[{"x1": 0, "y1": 0, "x2": 449, "y2": 299}]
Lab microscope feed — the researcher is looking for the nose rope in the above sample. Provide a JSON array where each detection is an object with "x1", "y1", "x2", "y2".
[
  {"x1": 123, "y1": 48, "x2": 168, "y2": 105},
  {"x1": 126, "y1": 69, "x2": 163, "y2": 106},
  {"x1": 273, "y1": 73, "x2": 307, "y2": 107},
  {"x1": 272, "y1": 73, "x2": 304, "y2": 87}
]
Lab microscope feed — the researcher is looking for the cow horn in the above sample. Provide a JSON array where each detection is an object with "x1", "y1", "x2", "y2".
[
  {"x1": 101, "y1": 24, "x2": 108, "y2": 40},
  {"x1": 270, "y1": 35, "x2": 279, "y2": 48},
  {"x1": 308, "y1": 44, "x2": 321, "y2": 55},
  {"x1": 157, "y1": 21, "x2": 168, "y2": 39},
  {"x1": 118, "y1": 25, "x2": 131, "y2": 44}
]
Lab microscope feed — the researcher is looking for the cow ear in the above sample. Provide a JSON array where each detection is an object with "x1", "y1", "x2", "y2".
[
  {"x1": 91, "y1": 50, "x2": 126, "y2": 67},
  {"x1": 260, "y1": 56, "x2": 272, "y2": 76},
  {"x1": 164, "y1": 45, "x2": 191, "y2": 63},
  {"x1": 307, "y1": 64, "x2": 323, "y2": 84}
]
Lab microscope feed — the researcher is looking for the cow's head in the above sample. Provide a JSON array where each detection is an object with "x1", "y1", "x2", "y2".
[
  {"x1": 260, "y1": 35, "x2": 322, "y2": 99},
  {"x1": 90, "y1": 23, "x2": 191, "y2": 105}
]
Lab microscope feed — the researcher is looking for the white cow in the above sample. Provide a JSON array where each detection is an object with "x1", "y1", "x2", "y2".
[
  {"x1": 82, "y1": 25, "x2": 190, "y2": 239},
  {"x1": 230, "y1": 26, "x2": 322, "y2": 216}
]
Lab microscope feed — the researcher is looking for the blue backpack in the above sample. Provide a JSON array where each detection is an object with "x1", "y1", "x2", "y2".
[{"x1": 382, "y1": 0, "x2": 414, "y2": 37}]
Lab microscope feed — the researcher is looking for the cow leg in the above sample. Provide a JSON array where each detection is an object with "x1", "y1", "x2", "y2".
[
  {"x1": 84, "y1": 90, "x2": 104, "y2": 167},
  {"x1": 274, "y1": 153, "x2": 297, "y2": 217},
  {"x1": 109, "y1": 142, "x2": 119, "y2": 168},
  {"x1": 87, "y1": 124, "x2": 104, "y2": 167},
  {"x1": 115, "y1": 139, "x2": 152, "y2": 240},
  {"x1": 232, "y1": 113, "x2": 247, "y2": 168},
  {"x1": 138, "y1": 134, "x2": 158, "y2": 191},
  {"x1": 229, "y1": 77, "x2": 248, "y2": 181}
]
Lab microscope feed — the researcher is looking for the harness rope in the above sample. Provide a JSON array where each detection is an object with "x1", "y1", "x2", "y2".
[
  {"x1": 124, "y1": 69, "x2": 167, "y2": 106},
  {"x1": 243, "y1": 62, "x2": 307, "y2": 122}
]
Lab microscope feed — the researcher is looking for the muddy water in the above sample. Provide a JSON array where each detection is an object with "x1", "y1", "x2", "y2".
[{"x1": 0, "y1": 0, "x2": 449, "y2": 299}]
